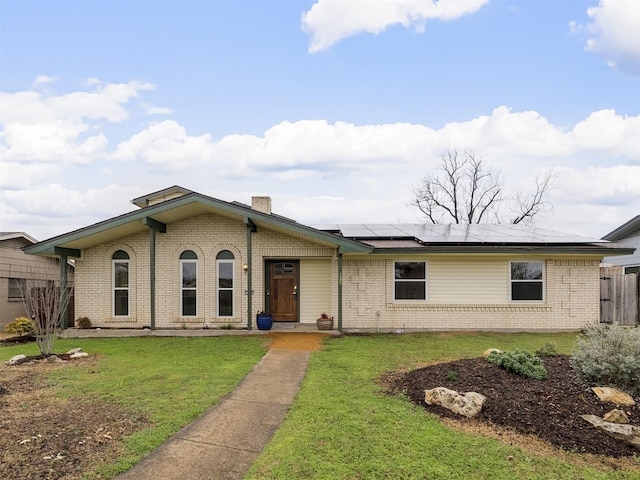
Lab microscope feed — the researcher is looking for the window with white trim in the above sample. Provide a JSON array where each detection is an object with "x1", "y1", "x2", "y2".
[
  {"x1": 394, "y1": 261, "x2": 426, "y2": 300},
  {"x1": 510, "y1": 261, "x2": 544, "y2": 301},
  {"x1": 180, "y1": 250, "x2": 198, "y2": 317},
  {"x1": 112, "y1": 250, "x2": 130, "y2": 316},
  {"x1": 625, "y1": 266, "x2": 639, "y2": 275},
  {"x1": 216, "y1": 250, "x2": 234, "y2": 317}
]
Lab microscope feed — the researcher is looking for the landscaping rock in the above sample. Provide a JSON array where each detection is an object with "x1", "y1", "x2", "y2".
[
  {"x1": 424, "y1": 387, "x2": 486, "y2": 418},
  {"x1": 70, "y1": 352, "x2": 89, "y2": 359},
  {"x1": 66, "y1": 348, "x2": 83, "y2": 355},
  {"x1": 8, "y1": 354, "x2": 26, "y2": 365},
  {"x1": 581, "y1": 414, "x2": 640, "y2": 449},
  {"x1": 591, "y1": 387, "x2": 636, "y2": 406},
  {"x1": 604, "y1": 409, "x2": 629, "y2": 424}
]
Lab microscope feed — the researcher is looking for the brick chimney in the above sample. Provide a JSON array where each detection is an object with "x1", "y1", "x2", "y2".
[{"x1": 251, "y1": 196, "x2": 271, "y2": 214}]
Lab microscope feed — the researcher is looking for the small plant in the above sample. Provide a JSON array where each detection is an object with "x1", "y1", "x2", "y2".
[
  {"x1": 571, "y1": 322, "x2": 640, "y2": 396},
  {"x1": 4, "y1": 316, "x2": 35, "y2": 337},
  {"x1": 219, "y1": 324, "x2": 235, "y2": 330},
  {"x1": 487, "y1": 349, "x2": 547, "y2": 380},
  {"x1": 445, "y1": 371, "x2": 459, "y2": 382},
  {"x1": 319, "y1": 312, "x2": 330, "y2": 319},
  {"x1": 535, "y1": 342, "x2": 558, "y2": 357},
  {"x1": 76, "y1": 316, "x2": 92, "y2": 329}
]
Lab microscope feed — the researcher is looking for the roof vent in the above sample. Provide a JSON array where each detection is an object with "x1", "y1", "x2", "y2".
[{"x1": 251, "y1": 196, "x2": 271, "y2": 214}]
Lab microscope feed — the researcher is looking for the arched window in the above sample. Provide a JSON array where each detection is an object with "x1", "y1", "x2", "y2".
[
  {"x1": 180, "y1": 250, "x2": 198, "y2": 316},
  {"x1": 216, "y1": 250, "x2": 234, "y2": 317},
  {"x1": 112, "y1": 250, "x2": 130, "y2": 316}
]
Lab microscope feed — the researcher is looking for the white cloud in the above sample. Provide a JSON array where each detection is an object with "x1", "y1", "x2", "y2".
[
  {"x1": 109, "y1": 107, "x2": 640, "y2": 178},
  {"x1": 0, "y1": 80, "x2": 156, "y2": 164},
  {"x1": 32, "y1": 75, "x2": 57, "y2": 87},
  {"x1": 146, "y1": 106, "x2": 174, "y2": 115},
  {"x1": 571, "y1": 0, "x2": 640, "y2": 76},
  {"x1": 301, "y1": 0, "x2": 489, "y2": 53}
]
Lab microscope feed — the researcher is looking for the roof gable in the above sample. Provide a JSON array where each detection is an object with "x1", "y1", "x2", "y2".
[{"x1": 24, "y1": 191, "x2": 371, "y2": 257}]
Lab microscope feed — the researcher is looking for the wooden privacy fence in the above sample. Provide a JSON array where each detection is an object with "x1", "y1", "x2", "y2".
[{"x1": 600, "y1": 272, "x2": 639, "y2": 325}]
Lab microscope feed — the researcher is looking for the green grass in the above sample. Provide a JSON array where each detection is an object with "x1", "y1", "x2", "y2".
[
  {"x1": 246, "y1": 332, "x2": 639, "y2": 480},
  {"x1": 3, "y1": 332, "x2": 638, "y2": 479},
  {"x1": 1, "y1": 335, "x2": 267, "y2": 477}
]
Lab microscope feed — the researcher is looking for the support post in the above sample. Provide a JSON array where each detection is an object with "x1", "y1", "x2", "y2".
[
  {"x1": 149, "y1": 226, "x2": 156, "y2": 330},
  {"x1": 143, "y1": 217, "x2": 166, "y2": 331},
  {"x1": 338, "y1": 251, "x2": 343, "y2": 332},
  {"x1": 60, "y1": 254, "x2": 68, "y2": 331},
  {"x1": 245, "y1": 218, "x2": 256, "y2": 330}
]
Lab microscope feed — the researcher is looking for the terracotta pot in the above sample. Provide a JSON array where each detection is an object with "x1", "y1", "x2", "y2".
[{"x1": 316, "y1": 317, "x2": 333, "y2": 330}]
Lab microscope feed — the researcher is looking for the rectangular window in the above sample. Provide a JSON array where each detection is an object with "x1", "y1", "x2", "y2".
[
  {"x1": 510, "y1": 261, "x2": 544, "y2": 301},
  {"x1": 624, "y1": 266, "x2": 639, "y2": 275},
  {"x1": 181, "y1": 260, "x2": 197, "y2": 316},
  {"x1": 217, "y1": 260, "x2": 234, "y2": 317},
  {"x1": 394, "y1": 261, "x2": 426, "y2": 300},
  {"x1": 113, "y1": 261, "x2": 129, "y2": 316},
  {"x1": 8, "y1": 278, "x2": 26, "y2": 300}
]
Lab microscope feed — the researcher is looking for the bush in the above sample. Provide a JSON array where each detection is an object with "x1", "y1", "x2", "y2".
[
  {"x1": 5, "y1": 316, "x2": 35, "y2": 336},
  {"x1": 535, "y1": 342, "x2": 558, "y2": 357},
  {"x1": 487, "y1": 349, "x2": 547, "y2": 380},
  {"x1": 571, "y1": 322, "x2": 640, "y2": 397},
  {"x1": 76, "y1": 316, "x2": 92, "y2": 329}
]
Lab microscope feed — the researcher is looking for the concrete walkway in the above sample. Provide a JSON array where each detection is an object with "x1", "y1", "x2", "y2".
[{"x1": 115, "y1": 348, "x2": 311, "y2": 480}]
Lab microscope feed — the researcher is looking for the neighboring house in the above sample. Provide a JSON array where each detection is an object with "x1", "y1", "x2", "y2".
[
  {"x1": 0, "y1": 232, "x2": 75, "y2": 330},
  {"x1": 602, "y1": 215, "x2": 640, "y2": 274},
  {"x1": 24, "y1": 187, "x2": 634, "y2": 332}
]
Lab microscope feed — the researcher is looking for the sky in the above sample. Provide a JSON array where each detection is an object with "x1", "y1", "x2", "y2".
[{"x1": 1, "y1": 0, "x2": 639, "y2": 242}]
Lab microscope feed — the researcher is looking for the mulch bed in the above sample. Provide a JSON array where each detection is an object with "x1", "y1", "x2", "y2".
[{"x1": 388, "y1": 355, "x2": 639, "y2": 458}]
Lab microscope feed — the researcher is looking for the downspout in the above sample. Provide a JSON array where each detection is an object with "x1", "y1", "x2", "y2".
[
  {"x1": 338, "y1": 250, "x2": 343, "y2": 333},
  {"x1": 245, "y1": 218, "x2": 256, "y2": 330}
]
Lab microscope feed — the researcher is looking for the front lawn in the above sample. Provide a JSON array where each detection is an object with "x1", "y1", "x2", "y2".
[
  {"x1": 246, "y1": 332, "x2": 639, "y2": 480},
  {"x1": 0, "y1": 336, "x2": 267, "y2": 478}
]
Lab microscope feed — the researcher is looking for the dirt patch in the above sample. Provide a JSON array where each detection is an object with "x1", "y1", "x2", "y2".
[
  {"x1": 386, "y1": 355, "x2": 640, "y2": 471},
  {"x1": 265, "y1": 332, "x2": 333, "y2": 351},
  {"x1": 0, "y1": 357, "x2": 150, "y2": 480}
]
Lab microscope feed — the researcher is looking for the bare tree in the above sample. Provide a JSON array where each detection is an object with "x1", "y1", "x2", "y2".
[
  {"x1": 18, "y1": 268, "x2": 73, "y2": 356},
  {"x1": 410, "y1": 149, "x2": 553, "y2": 224}
]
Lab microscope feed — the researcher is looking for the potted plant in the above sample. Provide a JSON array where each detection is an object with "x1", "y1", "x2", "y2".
[
  {"x1": 316, "y1": 313, "x2": 333, "y2": 330},
  {"x1": 256, "y1": 311, "x2": 273, "y2": 330}
]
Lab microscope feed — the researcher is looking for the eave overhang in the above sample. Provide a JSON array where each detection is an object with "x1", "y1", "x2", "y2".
[
  {"x1": 366, "y1": 243, "x2": 636, "y2": 256},
  {"x1": 23, "y1": 192, "x2": 372, "y2": 257},
  {"x1": 602, "y1": 215, "x2": 640, "y2": 242}
]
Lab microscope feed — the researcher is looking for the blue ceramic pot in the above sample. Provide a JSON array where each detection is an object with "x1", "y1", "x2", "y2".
[{"x1": 256, "y1": 313, "x2": 273, "y2": 330}]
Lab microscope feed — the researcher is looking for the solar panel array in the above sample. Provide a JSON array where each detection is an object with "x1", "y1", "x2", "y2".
[{"x1": 314, "y1": 224, "x2": 604, "y2": 244}]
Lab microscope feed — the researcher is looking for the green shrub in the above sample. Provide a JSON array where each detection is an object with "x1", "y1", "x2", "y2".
[
  {"x1": 445, "y1": 371, "x2": 458, "y2": 382},
  {"x1": 570, "y1": 322, "x2": 640, "y2": 396},
  {"x1": 4, "y1": 316, "x2": 35, "y2": 336},
  {"x1": 76, "y1": 316, "x2": 92, "y2": 329},
  {"x1": 535, "y1": 342, "x2": 558, "y2": 357},
  {"x1": 487, "y1": 349, "x2": 547, "y2": 380}
]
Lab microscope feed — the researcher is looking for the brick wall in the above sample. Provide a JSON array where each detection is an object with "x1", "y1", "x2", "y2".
[{"x1": 341, "y1": 257, "x2": 600, "y2": 332}]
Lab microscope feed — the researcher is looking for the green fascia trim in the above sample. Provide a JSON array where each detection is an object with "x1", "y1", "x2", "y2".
[
  {"x1": 24, "y1": 192, "x2": 372, "y2": 257},
  {"x1": 54, "y1": 247, "x2": 81, "y2": 257},
  {"x1": 368, "y1": 245, "x2": 636, "y2": 256}
]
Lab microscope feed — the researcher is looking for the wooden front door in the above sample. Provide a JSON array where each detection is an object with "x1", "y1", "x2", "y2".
[{"x1": 267, "y1": 260, "x2": 299, "y2": 322}]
